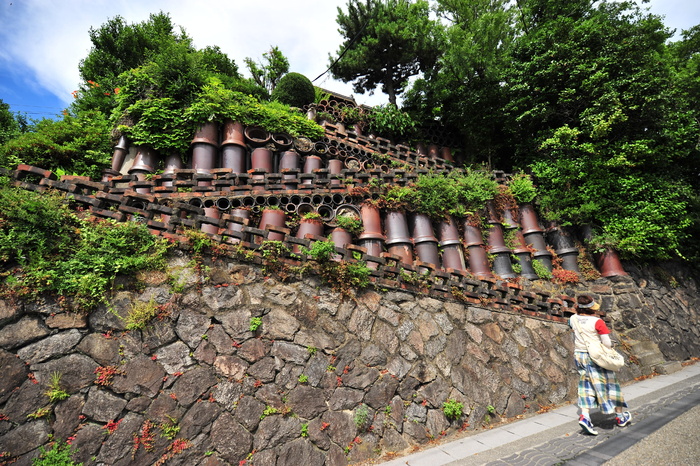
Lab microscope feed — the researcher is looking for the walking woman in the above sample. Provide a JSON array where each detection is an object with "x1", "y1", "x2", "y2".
[{"x1": 570, "y1": 295, "x2": 631, "y2": 435}]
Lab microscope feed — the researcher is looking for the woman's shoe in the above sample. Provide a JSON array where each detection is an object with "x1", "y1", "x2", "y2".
[
  {"x1": 579, "y1": 415, "x2": 599, "y2": 435},
  {"x1": 616, "y1": 411, "x2": 632, "y2": 427}
]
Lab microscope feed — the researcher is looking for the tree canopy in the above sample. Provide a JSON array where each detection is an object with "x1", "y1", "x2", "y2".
[
  {"x1": 1, "y1": 3, "x2": 699, "y2": 262},
  {"x1": 0, "y1": 13, "x2": 321, "y2": 175},
  {"x1": 245, "y1": 46, "x2": 290, "y2": 96},
  {"x1": 330, "y1": 0, "x2": 443, "y2": 106},
  {"x1": 395, "y1": 0, "x2": 700, "y2": 260}
]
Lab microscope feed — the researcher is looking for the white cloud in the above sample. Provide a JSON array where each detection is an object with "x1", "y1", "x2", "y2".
[
  {"x1": 647, "y1": 0, "x2": 700, "y2": 38},
  {"x1": 0, "y1": 0, "x2": 385, "y2": 107}
]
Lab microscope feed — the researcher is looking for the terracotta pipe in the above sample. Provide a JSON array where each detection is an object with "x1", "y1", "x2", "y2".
[
  {"x1": 547, "y1": 224, "x2": 580, "y2": 272},
  {"x1": 317, "y1": 205, "x2": 334, "y2": 222},
  {"x1": 279, "y1": 151, "x2": 300, "y2": 171},
  {"x1": 487, "y1": 224, "x2": 516, "y2": 278},
  {"x1": 294, "y1": 217, "x2": 325, "y2": 253},
  {"x1": 258, "y1": 208, "x2": 287, "y2": 242},
  {"x1": 296, "y1": 203, "x2": 314, "y2": 216},
  {"x1": 129, "y1": 145, "x2": 159, "y2": 175},
  {"x1": 410, "y1": 213, "x2": 440, "y2": 270},
  {"x1": 595, "y1": 248, "x2": 627, "y2": 277},
  {"x1": 384, "y1": 210, "x2": 413, "y2": 266},
  {"x1": 331, "y1": 227, "x2": 353, "y2": 249},
  {"x1": 304, "y1": 155, "x2": 323, "y2": 173},
  {"x1": 439, "y1": 147, "x2": 454, "y2": 163},
  {"x1": 302, "y1": 155, "x2": 322, "y2": 185},
  {"x1": 437, "y1": 216, "x2": 466, "y2": 272},
  {"x1": 225, "y1": 208, "x2": 250, "y2": 243},
  {"x1": 201, "y1": 206, "x2": 220, "y2": 235},
  {"x1": 519, "y1": 203, "x2": 543, "y2": 234},
  {"x1": 359, "y1": 204, "x2": 384, "y2": 241},
  {"x1": 216, "y1": 198, "x2": 232, "y2": 211},
  {"x1": 271, "y1": 133, "x2": 293, "y2": 151},
  {"x1": 129, "y1": 146, "x2": 159, "y2": 193},
  {"x1": 428, "y1": 144, "x2": 439, "y2": 159},
  {"x1": 462, "y1": 218, "x2": 493, "y2": 279},
  {"x1": 221, "y1": 120, "x2": 245, "y2": 147},
  {"x1": 518, "y1": 203, "x2": 552, "y2": 271},
  {"x1": 110, "y1": 135, "x2": 129, "y2": 173},
  {"x1": 244, "y1": 126, "x2": 271, "y2": 147},
  {"x1": 251, "y1": 148, "x2": 273, "y2": 173},
  {"x1": 359, "y1": 204, "x2": 385, "y2": 265},
  {"x1": 313, "y1": 142, "x2": 328, "y2": 155},
  {"x1": 190, "y1": 122, "x2": 219, "y2": 187},
  {"x1": 344, "y1": 157, "x2": 362, "y2": 170},
  {"x1": 221, "y1": 144, "x2": 247, "y2": 174},
  {"x1": 513, "y1": 230, "x2": 539, "y2": 280}
]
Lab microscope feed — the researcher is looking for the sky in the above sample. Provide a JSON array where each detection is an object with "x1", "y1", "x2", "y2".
[{"x1": 0, "y1": 0, "x2": 698, "y2": 121}]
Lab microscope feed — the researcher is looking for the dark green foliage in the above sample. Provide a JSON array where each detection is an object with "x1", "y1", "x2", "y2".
[
  {"x1": 101, "y1": 21, "x2": 317, "y2": 155},
  {"x1": 504, "y1": 0, "x2": 698, "y2": 259},
  {"x1": 33, "y1": 441, "x2": 82, "y2": 466},
  {"x1": 403, "y1": 0, "x2": 515, "y2": 166},
  {"x1": 245, "y1": 46, "x2": 290, "y2": 95},
  {"x1": 271, "y1": 72, "x2": 316, "y2": 108},
  {"x1": 0, "y1": 99, "x2": 21, "y2": 145},
  {"x1": 413, "y1": 170, "x2": 499, "y2": 219},
  {"x1": 0, "y1": 180, "x2": 170, "y2": 311},
  {"x1": 507, "y1": 173, "x2": 537, "y2": 204},
  {"x1": 0, "y1": 111, "x2": 112, "y2": 179},
  {"x1": 116, "y1": 78, "x2": 323, "y2": 155},
  {"x1": 366, "y1": 104, "x2": 416, "y2": 140},
  {"x1": 74, "y1": 12, "x2": 196, "y2": 116},
  {"x1": 0, "y1": 178, "x2": 75, "y2": 264},
  {"x1": 331, "y1": 0, "x2": 443, "y2": 105},
  {"x1": 400, "y1": 0, "x2": 699, "y2": 261}
]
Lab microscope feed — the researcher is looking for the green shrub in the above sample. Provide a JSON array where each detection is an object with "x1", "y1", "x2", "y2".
[
  {"x1": 414, "y1": 169, "x2": 499, "y2": 219},
  {"x1": 116, "y1": 76, "x2": 323, "y2": 155},
  {"x1": 33, "y1": 441, "x2": 82, "y2": 466},
  {"x1": 45, "y1": 372, "x2": 70, "y2": 403},
  {"x1": 249, "y1": 317, "x2": 263, "y2": 332},
  {"x1": 354, "y1": 404, "x2": 370, "y2": 431},
  {"x1": 271, "y1": 72, "x2": 316, "y2": 108},
  {"x1": 532, "y1": 259, "x2": 552, "y2": 280},
  {"x1": 367, "y1": 104, "x2": 415, "y2": 139},
  {"x1": 306, "y1": 239, "x2": 337, "y2": 262},
  {"x1": 125, "y1": 298, "x2": 160, "y2": 331},
  {"x1": 0, "y1": 182, "x2": 170, "y2": 311},
  {"x1": 334, "y1": 215, "x2": 363, "y2": 236},
  {"x1": 507, "y1": 173, "x2": 537, "y2": 204},
  {"x1": 443, "y1": 399, "x2": 464, "y2": 420},
  {"x1": 0, "y1": 111, "x2": 112, "y2": 179}
]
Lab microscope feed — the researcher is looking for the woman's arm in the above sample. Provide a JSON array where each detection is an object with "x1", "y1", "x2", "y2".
[{"x1": 595, "y1": 319, "x2": 612, "y2": 348}]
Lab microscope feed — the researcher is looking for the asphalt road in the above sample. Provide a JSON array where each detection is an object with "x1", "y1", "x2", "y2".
[{"x1": 603, "y1": 402, "x2": 700, "y2": 466}]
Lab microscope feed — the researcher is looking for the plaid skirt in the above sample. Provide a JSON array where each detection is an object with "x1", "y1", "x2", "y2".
[{"x1": 574, "y1": 351, "x2": 628, "y2": 414}]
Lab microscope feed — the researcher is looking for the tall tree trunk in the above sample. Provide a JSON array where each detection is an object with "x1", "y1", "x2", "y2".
[{"x1": 385, "y1": 71, "x2": 397, "y2": 106}]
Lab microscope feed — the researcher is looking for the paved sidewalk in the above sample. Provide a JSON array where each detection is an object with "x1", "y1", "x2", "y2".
[{"x1": 381, "y1": 361, "x2": 700, "y2": 466}]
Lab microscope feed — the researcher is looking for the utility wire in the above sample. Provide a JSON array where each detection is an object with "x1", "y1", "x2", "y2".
[
  {"x1": 5, "y1": 103, "x2": 65, "y2": 109},
  {"x1": 313, "y1": 16, "x2": 371, "y2": 83}
]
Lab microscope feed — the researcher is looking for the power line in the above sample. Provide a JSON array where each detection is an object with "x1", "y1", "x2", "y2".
[
  {"x1": 5, "y1": 103, "x2": 66, "y2": 110},
  {"x1": 312, "y1": 11, "x2": 372, "y2": 83}
]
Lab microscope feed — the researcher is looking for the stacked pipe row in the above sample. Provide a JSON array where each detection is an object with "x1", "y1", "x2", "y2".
[
  {"x1": 7, "y1": 111, "x2": 630, "y2": 316},
  {"x1": 5, "y1": 164, "x2": 586, "y2": 323},
  {"x1": 13, "y1": 159, "x2": 629, "y2": 286},
  {"x1": 105, "y1": 120, "x2": 455, "y2": 194},
  {"x1": 305, "y1": 98, "x2": 457, "y2": 163}
]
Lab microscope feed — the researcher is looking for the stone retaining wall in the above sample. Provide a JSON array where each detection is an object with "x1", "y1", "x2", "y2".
[{"x1": 0, "y1": 253, "x2": 698, "y2": 466}]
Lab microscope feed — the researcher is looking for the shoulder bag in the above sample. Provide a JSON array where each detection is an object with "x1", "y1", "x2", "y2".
[{"x1": 571, "y1": 316, "x2": 625, "y2": 372}]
